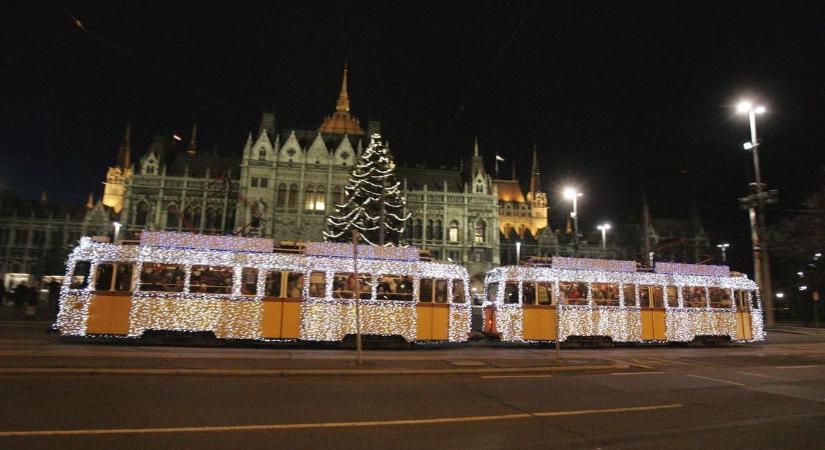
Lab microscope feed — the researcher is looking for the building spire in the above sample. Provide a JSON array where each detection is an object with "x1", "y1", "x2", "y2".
[
  {"x1": 511, "y1": 160, "x2": 517, "y2": 180},
  {"x1": 187, "y1": 121, "x2": 198, "y2": 155},
  {"x1": 116, "y1": 122, "x2": 131, "y2": 169},
  {"x1": 473, "y1": 136, "x2": 479, "y2": 157},
  {"x1": 642, "y1": 192, "x2": 652, "y2": 261},
  {"x1": 86, "y1": 192, "x2": 94, "y2": 209},
  {"x1": 529, "y1": 144, "x2": 540, "y2": 196},
  {"x1": 335, "y1": 62, "x2": 350, "y2": 113}
]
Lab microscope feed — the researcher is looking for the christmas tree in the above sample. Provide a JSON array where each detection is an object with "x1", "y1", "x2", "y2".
[{"x1": 324, "y1": 133, "x2": 411, "y2": 246}]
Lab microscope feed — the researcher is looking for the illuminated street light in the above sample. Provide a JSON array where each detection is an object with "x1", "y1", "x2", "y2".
[
  {"x1": 775, "y1": 292, "x2": 784, "y2": 299},
  {"x1": 563, "y1": 187, "x2": 583, "y2": 245},
  {"x1": 738, "y1": 98, "x2": 774, "y2": 327},
  {"x1": 797, "y1": 271, "x2": 804, "y2": 277},
  {"x1": 112, "y1": 221, "x2": 122, "y2": 243},
  {"x1": 516, "y1": 241, "x2": 521, "y2": 265},
  {"x1": 799, "y1": 285, "x2": 808, "y2": 291},
  {"x1": 716, "y1": 242, "x2": 730, "y2": 263},
  {"x1": 597, "y1": 223, "x2": 611, "y2": 251}
]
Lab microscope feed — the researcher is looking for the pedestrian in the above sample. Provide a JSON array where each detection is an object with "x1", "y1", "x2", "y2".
[
  {"x1": 25, "y1": 282, "x2": 39, "y2": 319},
  {"x1": 47, "y1": 278, "x2": 61, "y2": 316},
  {"x1": 13, "y1": 282, "x2": 28, "y2": 313}
]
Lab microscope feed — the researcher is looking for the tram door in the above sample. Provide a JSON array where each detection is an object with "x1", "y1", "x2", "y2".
[
  {"x1": 735, "y1": 290, "x2": 753, "y2": 340},
  {"x1": 417, "y1": 278, "x2": 450, "y2": 340},
  {"x1": 639, "y1": 285, "x2": 666, "y2": 340},
  {"x1": 261, "y1": 271, "x2": 303, "y2": 339},
  {"x1": 522, "y1": 282, "x2": 557, "y2": 341},
  {"x1": 86, "y1": 262, "x2": 133, "y2": 335}
]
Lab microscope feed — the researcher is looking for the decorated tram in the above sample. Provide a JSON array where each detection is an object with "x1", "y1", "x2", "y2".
[
  {"x1": 56, "y1": 232, "x2": 471, "y2": 343},
  {"x1": 482, "y1": 257, "x2": 764, "y2": 344}
]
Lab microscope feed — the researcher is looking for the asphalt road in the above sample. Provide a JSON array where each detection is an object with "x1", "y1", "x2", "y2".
[{"x1": 1, "y1": 324, "x2": 824, "y2": 449}]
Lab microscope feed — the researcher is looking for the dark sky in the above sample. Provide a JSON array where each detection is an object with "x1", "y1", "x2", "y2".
[{"x1": 3, "y1": 1, "x2": 824, "y2": 267}]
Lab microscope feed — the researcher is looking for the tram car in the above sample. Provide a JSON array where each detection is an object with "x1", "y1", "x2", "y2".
[
  {"x1": 56, "y1": 232, "x2": 471, "y2": 343},
  {"x1": 482, "y1": 257, "x2": 764, "y2": 344}
]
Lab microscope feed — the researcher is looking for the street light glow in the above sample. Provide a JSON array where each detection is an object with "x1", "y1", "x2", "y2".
[
  {"x1": 775, "y1": 292, "x2": 784, "y2": 299},
  {"x1": 754, "y1": 106, "x2": 766, "y2": 114},
  {"x1": 563, "y1": 187, "x2": 580, "y2": 200},
  {"x1": 737, "y1": 100, "x2": 752, "y2": 113},
  {"x1": 716, "y1": 243, "x2": 730, "y2": 249},
  {"x1": 799, "y1": 285, "x2": 808, "y2": 291},
  {"x1": 597, "y1": 223, "x2": 611, "y2": 231},
  {"x1": 743, "y1": 142, "x2": 753, "y2": 150}
]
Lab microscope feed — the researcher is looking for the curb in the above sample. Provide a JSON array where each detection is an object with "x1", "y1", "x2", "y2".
[{"x1": 0, "y1": 362, "x2": 626, "y2": 377}]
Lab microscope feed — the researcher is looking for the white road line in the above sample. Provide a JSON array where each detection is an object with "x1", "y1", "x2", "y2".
[
  {"x1": 0, "y1": 403, "x2": 683, "y2": 437},
  {"x1": 481, "y1": 374, "x2": 553, "y2": 379},
  {"x1": 775, "y1": 365, "x2": 821, "y2": 370},
  {"x1": 738, "y1": 371, "x2": 790, "y2": 380},
  {"x1": 644, "y1": 357, "x2": 690, "y2": 365},
  {"x1": 610, "y1": 371, "x2": 664, "y2": 376},
  {"x1": 687, "y1": 374, "x2": 747, "y2": 387}
]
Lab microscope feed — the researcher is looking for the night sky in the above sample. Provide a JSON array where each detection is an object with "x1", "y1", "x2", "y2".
[{"x1": 3, "y1": 1, "x2": 824, "y2": 268}]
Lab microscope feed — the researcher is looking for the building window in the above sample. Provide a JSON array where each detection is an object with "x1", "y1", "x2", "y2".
[
  {"x1": 277, "y1": 184, "x2": 287, "y2": 208},
  {"x1": 448, "y1": 220, "x2": 459, "y2": 242},
  {"x1": 413, "y1": 219, "x2": 423, "y2": 240},
  {"x1": 251, "y1": 177, "x2": 259, "y2": 188},
  {"x1": 305, "y1": 185, "x2": 325, "y2": 211},
  {"x1": 260, "y1": 178, "x2": 268, "y2": 188},
  {"x1": 474, "y1": 220, "x2": 486, "y2": 244},
  {"x1": 135, "y1": 202, "x2": 149, "y2": 226},
  {"x1": 434, "y1": 220, "x2": 443, "y2": 241},
  {"x1": 333, "y1": 186, "x2": 343, "y2": 206},
  {"x1": 14, "y1": 229, "x2": 28, "y2": 244},
  {"x1": 426, "y1": 219, "x2": 434, "y2": 240},
  {"x1": 258, "y1": 148, "x2": 266, "y2": 160},
  {"x1": 288, "y1": 184, "x2": 299, "y2": 209},
  {"x1": 166, "y1": 205, "x2": 178, "y2": 229}
]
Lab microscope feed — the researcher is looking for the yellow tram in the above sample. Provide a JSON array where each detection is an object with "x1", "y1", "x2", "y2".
[
  {"x1": 482, "y1": 257, "x2": 764, "y2": 343},
  {"x1": 56, "y1": 232, "x2": 471, "y2": 343}
]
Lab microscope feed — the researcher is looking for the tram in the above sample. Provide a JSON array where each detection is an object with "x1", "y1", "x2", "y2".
[
  {"x1": 56, "y1": 232, "x2": 471, "y2": 343},
  {"x1": 482, "y1": 257, "x2": 764, "y2": 344}
]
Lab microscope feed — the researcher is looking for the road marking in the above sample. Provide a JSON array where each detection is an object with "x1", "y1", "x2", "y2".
[
  {"x1": 0, "y1": 404, "x2": 682, "y2": 437},
  {"x1": 643, "y1": 357, "x2": 690, "y2": 366},
  {"x1": 738, "y1": 372, "x2": 791, "y2": 380},
  {"x1": 610, "y1": 371, "x2": 664, "y2": 376},
  {"x1": 775, "y1": 365, "x2": 821, "y2": 370},
  {"x1": 687, "y1": 374, "x2": 747, "y2": 387},
  {"x1": 481, "y1": 374, "x2": 553, "y2": 379}
]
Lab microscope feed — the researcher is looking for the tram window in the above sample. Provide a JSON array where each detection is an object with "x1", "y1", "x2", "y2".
[
  {"x1": 309, "y1": 272, "x2": 325, "y2": 298},
  {"x1": 286, "y1": 272, "x2": 304, "y2": 298},
  {"x1": 114, "y1": 264, "x2": 133, "y2": 291},
  {"x1": 377, "y1": 275, "x2": 413, "y2": 301},
  {"x1": 504, "y1": 281, "x2": 519, "y2": 304},
  {"x1": 420, "y1": 278, "x2": 434, "y2": 302},
  {"x1": 666, "y1": 286, "x2": 679, "y2": 307},
  {"x1": 435, "y1": 279, "x2": 449, "y2": 303},
  {"x1": 140, "y1": 263, "x2": 184, "y2": 292},
  {"x1": 452, "y1": 279, "x2": 466, "y2": 303},
  {"x1": 592, "y1": 283, "x2": 619, "y2": 306},
  {"x1": 265, "y1": 271, "x2": 283, "y2": 297},
  {"x1": 486, "y1": 283, "x2": 499, "y2": 303},
  {"x1": 70, "y1": 261, "x2": 91, "y2": 289},
  {"x1": 734, "y1": 290, "x2": 747, "y2": 310},
  {"x1": 622, "y1": 285, "x2": 637, "y2": 306},
  {"x1": 684, "y1": 287, "x2": 707, "y2": 308},
  {"x1": 521, "y1": 282, "x2": 536, "y2": 305},
  {"x1": 709, "y1": 287, "x2": 732, "y2": 309},
  {"x1": 537, "y1": 282, "x2": 553, "y2": 305},
  {"x1": 94, "y1": 263, "x2": 114, "y2": 291},
  {"x1": 191, "y1": 265, "x2": 234, "y2": 294},
  {"x1": 750, "y1": 291, "x2": 760, "y2": 310},
  {"x1": 241, "y1": 268, "x2": 258, "y2": 296},
  {"x1": 559, "y1": 282, "x2": 588, "y2": 306},
  {"x1": 333, "y1": 273, "x2": 371, "y2": 299},
  {"x1": 653, "y1": 286, "x2": 664, "y2": 307},
  {"x1": 639, "y1": 286, "x2": 651, "y2": 308}
]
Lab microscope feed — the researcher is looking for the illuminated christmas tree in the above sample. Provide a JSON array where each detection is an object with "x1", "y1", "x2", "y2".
[{"x1": 324, "y1": 133, "x2": 411, "y2": 245}]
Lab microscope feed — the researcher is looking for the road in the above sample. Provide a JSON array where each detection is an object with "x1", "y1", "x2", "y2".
[{"x1": 1, "y1": 323, "x2": 824, "y2": 449}]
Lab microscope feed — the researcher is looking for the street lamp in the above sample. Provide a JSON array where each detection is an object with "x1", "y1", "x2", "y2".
[
  {"x1": 515, "y1": 241, "x2": 521, "y2": 265},
  {"x1": 597, "y1": 223, "x2": 611, "y2": 251},
  {"x1": 737, "y1": 98, "x2": 775, "y2": 327},
  {"x1": 112, "y1": 221, "x2": 122, "y2": 244},
  {"x1": 563, "y1": 187, "x2": 583, "y2": 244},
  {"x1": 716, "y1": 243, "x2": 730, "y2": 264}
]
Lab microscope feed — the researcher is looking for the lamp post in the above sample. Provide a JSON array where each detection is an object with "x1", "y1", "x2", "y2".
[
  {"x1": 515, "y1": 241, "x2": 521, "y2": 265},
  {"x1": 737, "y1": 99, "x2": 775, "y2": 327},
  {"x1": 112, "y1": 222, "x2": 122, "y2": 244},
  {"x1": 597, "y1": 223, "x2": 611, "y2": 251},
  {"x1": 563, "y1": 187, "x2": 583, "y2": 245},
  {"x1": 716, "y1": 242, "x2": 730, "y2": 264}
]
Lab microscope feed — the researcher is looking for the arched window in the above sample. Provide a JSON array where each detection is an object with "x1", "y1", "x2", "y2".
[
  {"x1": 191, "y1": 207, "x2": 201, "y2": 228},
  {"x1": 258, "y1": 148, "x2": 266, "y2": 160},
  {"x1": 135, "y1": 202, "x2": 149, "y2": 226},
  {"x1": 305, "y1": 185, "x2": 316, "y2": 210},
  {"x1": 434, "y1": 220, "x2": 443, "y2": 241},
  {"x1": 413, "y1": 219, "x2": 423, "y2": 240},
  {"x1": 223, "y1": 208, "x2": 235, "y2": 233},
  {"x1": 474, "y1": 220, "x2": 486, "y2": 244},
  {"x1": 277, "y1": 184, "x2": 287, "y2": 208},
  {"x1": 426, "y1": 219, "x2": 434, "y2": 240},
  {"x1": 166, "y1": 205, "x2": 178, "y2": 230},
  {"x1": 206, "y1": 207, "x2": 218, "y2": 230},
  {"x1": 449, "y1": 220, "x2": 459, "y2": 242},
  {"x1": 288, "y1": 184, "x2": 299, "y2": 209},
  {"x1": 333, "y1": 186, "x2": 343, "y2": 206},
  {"x1": 314, "y1": 185, "x2": 326, "y2": 211},
  {"x1": 403, "y1": 221, "x2": 413, "y2": 240}
]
